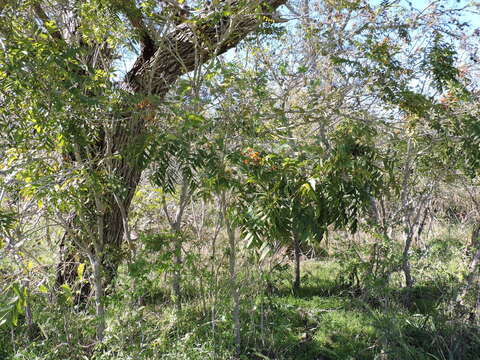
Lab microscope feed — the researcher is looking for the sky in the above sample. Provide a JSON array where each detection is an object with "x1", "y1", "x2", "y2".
[
  {"x1": 369, "y1": 0, "x2": 479, "y2": 27},
  {"x1": 113, "y1": 0, "x2": 480, "y2": 79}
]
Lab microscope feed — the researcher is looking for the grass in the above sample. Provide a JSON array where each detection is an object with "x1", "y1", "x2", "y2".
[{"x1": 2, "y1": 236, "x2": 480, "y2": 360}]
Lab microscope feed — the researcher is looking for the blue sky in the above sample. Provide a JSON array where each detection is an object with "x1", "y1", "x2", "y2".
[
  {"x1": 369, "y1": 0, "x2": 479, "y2": 27},
  {"x1": 114, "y1": 0, "x2": 479, "y2": 78}
]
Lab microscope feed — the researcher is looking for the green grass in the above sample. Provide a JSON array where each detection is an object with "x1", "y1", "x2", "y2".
[
  {"x1": 233, "y1": 259, "x2": 479, "y2": 360},
  {"x1": 2, "y1": 248, "x2": 480, "y2": 360}
]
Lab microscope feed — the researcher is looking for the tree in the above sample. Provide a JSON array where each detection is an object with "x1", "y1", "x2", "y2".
[
  {"x1": 234, "y1": 118, "x2": 384, "y2": 290},
  {"x1": 0, "y1": 0, "x2": 287, "y2": 298}
]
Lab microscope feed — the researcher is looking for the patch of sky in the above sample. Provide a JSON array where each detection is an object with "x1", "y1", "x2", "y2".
[
  {"x1": 112, "y1": 1, "x2": 479, "y2": 84},
  {"x1": 370, "y1": 0, "x2": 479, "y2": 26}
]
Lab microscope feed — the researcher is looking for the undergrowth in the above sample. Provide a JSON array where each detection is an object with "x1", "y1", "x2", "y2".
[{"x1": 2, "y1": 232, "x2": 480, "y2": 360}]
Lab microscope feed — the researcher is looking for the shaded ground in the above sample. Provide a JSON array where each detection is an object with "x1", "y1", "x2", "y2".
[{"x1": 3, "y1": 260, "x2": 480, "y2": 360}]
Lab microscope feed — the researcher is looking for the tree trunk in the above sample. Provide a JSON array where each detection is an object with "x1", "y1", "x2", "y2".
[
  {"x1": 293, "y1": 231, "x2": 301, "y2": 291},
  {"x1": 55, "y1": 147, "x2": 143, "y2": 296},
  {"x1": 474, "y1": 282, "x2": 480, "y2": 324},
  {"x1": 402, "y1": 231, "x2": 414, "y2": 288},
  {"x1": 456, "y1": 224, "x2": 480, "y2": 312},
  {"x1": 400, "y1": 138, "x2": 414, "y2": 289},
  {"x1": 90, "y1": 257, "x2": 105, "y2": 342},
  {"x1": 165, "y1": 178, "x2": 190, "y2": 312},
  {"x1": 172, "y1": 236, "x2": 182, "y2": 311},
  {"x1": 228, "y1": 223, "x2": 241, "y2": 358},
  {"x1": 415, "y1": 205, "x2": 429, "y2": 248},
  {"x1": 469, "y1": 224, "x2": 480, "y2": 251},
  {"x1": 221, "y1": 192, "x2": 241, "y2": 357}
]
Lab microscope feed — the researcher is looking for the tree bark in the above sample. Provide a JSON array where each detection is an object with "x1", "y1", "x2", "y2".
[
  {"x1": 293, "y1": 231, "x2": 301, "y2": 291},
  {"x1": 400, "y1": 138, "x2": 415, "y2": 289},
  {"x1": 90, "y1": 256, "x2": 105, "y2": 342},
  {"x1": 402, "y1": 232, "x2": 414, "y2": 288}
]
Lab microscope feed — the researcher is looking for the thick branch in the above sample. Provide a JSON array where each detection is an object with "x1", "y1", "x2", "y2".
[{"x1": 124, "y1": 0, "x2": 286, "y2": 95}]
